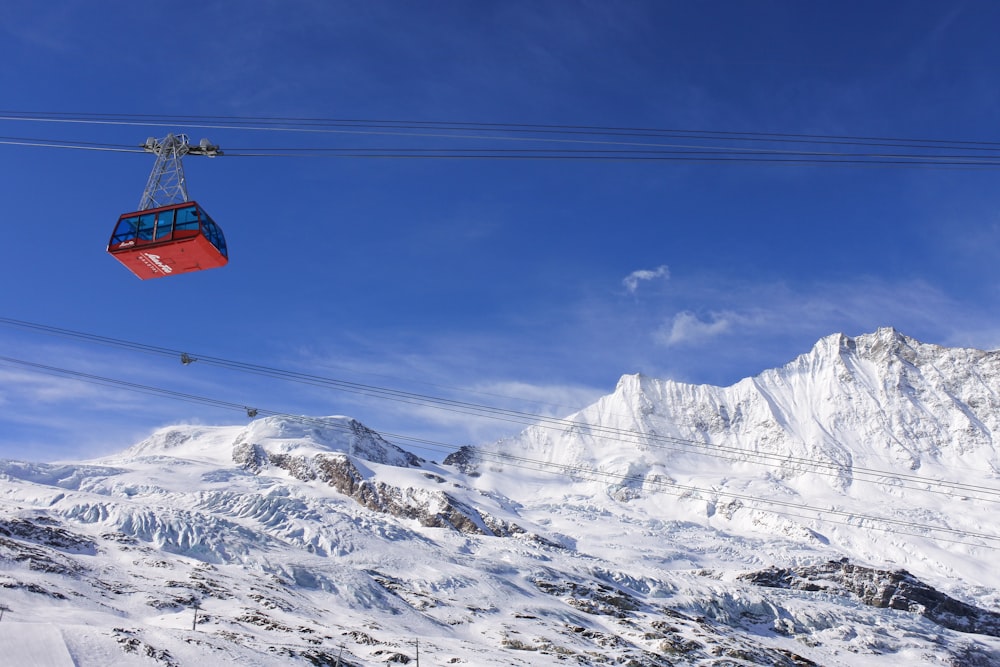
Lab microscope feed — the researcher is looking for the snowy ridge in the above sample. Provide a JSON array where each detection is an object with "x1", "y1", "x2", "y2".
[
  {"x1": 116, "y1": 415, "x2": 420, "y2": 468},
  {"x1": 488, "y1": 328, "x2": 1000, "y2": 475},
  {"x1": 0, "y1": 330, "x2": 999, "y2": 664},
  {"x1": 465, "y1": 329, "x2": 1000, "y2": 593}
]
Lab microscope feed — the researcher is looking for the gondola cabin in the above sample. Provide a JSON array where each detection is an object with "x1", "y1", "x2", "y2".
[{"x1": 107, "y1": 202, "x2": 228, "y2": 279}]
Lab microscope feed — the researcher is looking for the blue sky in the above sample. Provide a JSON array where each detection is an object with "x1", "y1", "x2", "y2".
[{"x1": 2, "y1": 1, "x2": 1000, "y2": 461}]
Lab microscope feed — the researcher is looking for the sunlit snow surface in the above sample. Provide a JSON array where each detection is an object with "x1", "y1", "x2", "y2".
[{"x1": 1, "y1": 329, "x2": 999, "y2": 665}]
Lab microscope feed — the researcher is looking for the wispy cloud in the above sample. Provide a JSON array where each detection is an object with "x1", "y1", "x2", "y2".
[
  {"x1": 467, "y1": 380, "x2": 603, "y2": 417},
  {"x1": 619, "y1": 271, "x2": 1000, "y2": 385},
  {"x1": 655, "y1": 310, "x2": 742, "y2": 346},
  {"x1": 622, "y1": 265, "x2": 670, "y2": 294},
  {"x1": 0, "y1": 337, "x2": 279, "y2": 460},
  {"x1": 291, "y1": 337, "x2": 609, "y2": 453},
  {"x1": 4, "y1": 267, "x2": 998, "y2": 463},
  {"x1": 524, "y1": 265, "x2": 1000, "y2": 391}
]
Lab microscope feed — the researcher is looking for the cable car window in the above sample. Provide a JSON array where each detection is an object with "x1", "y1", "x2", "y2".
[
  {"x1": 111, "y1": 215, "x2": 140, "y2": 245},
  {"x1": 202, "y1": 218, "x2": 228, "y2": 257},
  {"x1": 136, "y1": 213, "x2": 156, "y2": 241},
  {"x1": 175, "y1": 205, "x2": 200, "y2": 232},
  {"x1": 154, "y1": 208, "x2": 175, "y2": 240}
]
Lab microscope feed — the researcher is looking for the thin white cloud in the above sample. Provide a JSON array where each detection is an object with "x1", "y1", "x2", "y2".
[
  {"x1": 293, "y1": 340, "x2": 609, "y2": 452},
  {"x1": 655, "y1": 311, "x2": 740, "y2": 347},
  {"x1": 0, "y1": 367, "x2": 113, "y2": 405},
  {"x1": 640, "y1": 273, "x2": 1000, "y2": 358},
  {"x1": 0, "y1": 338, "x2": 284, "y2": 460},
  {"x1": 468, "y1": 380, "x2": 603, "y2": 418},
  {"x1": 5, "y1": 270, "x2": 998, "y2": 464},
  {"x1": 623, "y1": 265, "x2": 670, "y2": 294}
]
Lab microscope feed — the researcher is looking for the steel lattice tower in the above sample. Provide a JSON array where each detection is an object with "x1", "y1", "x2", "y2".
[{"x1": 138, "y1": 134, "x2": 221, "y2": 211}]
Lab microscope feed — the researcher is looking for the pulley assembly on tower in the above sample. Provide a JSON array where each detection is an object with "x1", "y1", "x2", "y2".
[{"x1": 107, "y1": 133, "x2": 228, "y2": 280}]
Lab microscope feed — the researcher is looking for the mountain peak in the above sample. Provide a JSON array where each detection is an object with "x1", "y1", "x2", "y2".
[
  {"x1": 482, "y1": 328, "x2": 1000, "y2": 498},
  {"x1": 776, "y1": 328, "x2": 938, "y2": 384},
  {"x1": 236, "y1": 414, "x2": 421, "y2": 467},
  {"x1": 805, "y1": 326, "x2": 910, "y2": 360},
  {"x1": 113, "y1": 423, "x2": 244, "y2": 463},
  {"x1": 110, "y1": 415, "x2": 421, "y2": 468}
]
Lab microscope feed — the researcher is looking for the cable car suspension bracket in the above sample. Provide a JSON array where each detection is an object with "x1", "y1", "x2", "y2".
[{"x1": 138, "y1": 134, "x2": 222, "y2": 211}]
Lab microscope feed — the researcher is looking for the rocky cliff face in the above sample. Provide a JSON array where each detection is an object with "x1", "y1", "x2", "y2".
[
  {"x1": 234, "y1": 440, "x2": 526, "y2": 537},
  {"x1": 742, "y1": 558, "x2": 1000, "y2": 638}
]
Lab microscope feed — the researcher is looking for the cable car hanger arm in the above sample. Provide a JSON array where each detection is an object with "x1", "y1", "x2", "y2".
[{"x1": 138, "y1": 134, "x2": 222, "y2": 211}]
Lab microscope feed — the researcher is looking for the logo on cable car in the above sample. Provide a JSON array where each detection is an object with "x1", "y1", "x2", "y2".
[
  {"x1": 118, "y1": 240, "x2": 135, "y2": 248},
  {"x1": 139, "y1": 252, "x2": 173, "y2": 274}
]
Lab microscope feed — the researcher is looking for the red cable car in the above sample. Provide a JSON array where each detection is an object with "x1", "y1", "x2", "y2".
[
  {"x1": 108, "y1": 133, "x2": 228, "y2": 280},
  {"x1": 107, "y1": 201, "x2": 228, "y2": 279}
]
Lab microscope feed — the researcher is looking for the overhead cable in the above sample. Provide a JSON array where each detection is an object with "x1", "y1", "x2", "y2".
[
  {"x1": 4, "y1": 110, "x2": 1000, "y2": 150},
  {"x1": 3, "y1": 111, "x2": 1000, "y2": 168}
]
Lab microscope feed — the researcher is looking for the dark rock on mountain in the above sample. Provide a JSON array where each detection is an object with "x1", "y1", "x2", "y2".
[{"x1": 741, "y1": 558, "x2": 1000, "y2": 637}]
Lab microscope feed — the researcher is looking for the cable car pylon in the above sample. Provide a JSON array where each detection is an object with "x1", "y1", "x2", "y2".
[
  {"x1": 107, "y1": 133, "x2": 229, "y2": 280},
  {"x1": 138, "y1": 134, "x2": 221, "y2": 210}
]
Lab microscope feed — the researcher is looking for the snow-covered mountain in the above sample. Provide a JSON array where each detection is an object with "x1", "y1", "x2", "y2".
[
  {"x1": 1, "y1": 328, "x2": 999, "y2": 665},
  {"x1": 461, "y1": 327, "x2": 1000, "y2": 589}
]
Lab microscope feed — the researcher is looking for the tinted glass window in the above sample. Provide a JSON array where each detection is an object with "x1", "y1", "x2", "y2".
[
  {"x1": 175, "y1": 205, "x2": 200, "y2": 231},
  {"x1": 136, "y1": 213, "x2": 156, "y2": 241},
  {"x1": 202, "y1": 218, "x2": 228, "y2": 257},
  {"x1": 154, "y1": 209, "x2": 175, "y2": 240},
  {"x1": 111, "y1": 215, "x2": 140, "y2": 244}
]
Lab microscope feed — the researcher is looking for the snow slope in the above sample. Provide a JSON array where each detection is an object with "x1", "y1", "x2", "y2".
[
  {"x1": 0, "y1": 329, "x2": 998, "y2": 665},
  {"x1": 470, "y1": 328, "x2": 1000, "y2": 592},
  {"x1": 0, "y1": 622, "x2": 75, "y2": 666}
]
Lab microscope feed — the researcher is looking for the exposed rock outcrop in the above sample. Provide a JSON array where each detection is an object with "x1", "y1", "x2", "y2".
[
  {"x1": 741, "y1": 558, "x2": 1000, "y2": 637},
  {"x1": 235, "y1": 445, "x2": 523, "y2": 537}
]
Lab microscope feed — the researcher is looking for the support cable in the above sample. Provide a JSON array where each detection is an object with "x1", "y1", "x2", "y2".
[{"x1": 3, "y1": 112, "x2": 1000, "y2": 167}]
